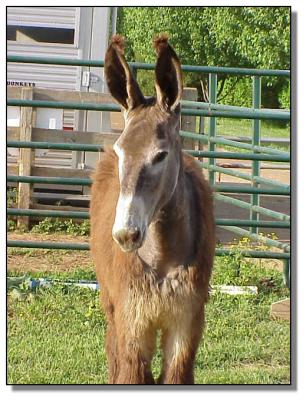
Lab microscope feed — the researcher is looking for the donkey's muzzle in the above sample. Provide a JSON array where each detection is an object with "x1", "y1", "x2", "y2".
[{"x1": 112, "y1": 227, "x2": 142, "y2": 252}]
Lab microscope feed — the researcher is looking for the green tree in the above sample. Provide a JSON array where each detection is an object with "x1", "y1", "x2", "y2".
[{"x1": 117, "y1": 6, "x2": 290, "y2": 109}]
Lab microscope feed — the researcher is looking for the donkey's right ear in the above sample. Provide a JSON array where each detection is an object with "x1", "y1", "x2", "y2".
[
  {"x1": 104, "y1": 35, "x2": 145, "y2": 110},
  {"x1": 154, "y1": 34, "x2": 183, "y2": 112}
]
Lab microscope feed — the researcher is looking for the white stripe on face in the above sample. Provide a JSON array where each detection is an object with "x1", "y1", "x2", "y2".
[
  {"x1": 113, "y1": 141, "x2": 147, "y2": 235},
  {"x1": 113, "y1": 141, "x2": 125, "y2": 181},
  {"x1": 112, "y1": 193, "x2": 146, "y2": 236}
]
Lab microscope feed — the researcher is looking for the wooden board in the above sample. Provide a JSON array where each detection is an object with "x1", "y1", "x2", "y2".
[
  {"x1": 270, "y1": 298, "x2": 290, "y2": 321},
  {"x1": 17, "y1": 88, "x2": 34, "y2": 229},
  {"x1": 32, "y1": 193, "x2": 91, "y2": 202},
  {"x1": 8, "y1": 86, "x2": 114, "y2": 104},
  {"x1": 32, "y1": 166, "x2": 91, "y2": 179},
  {"x1": 7, "y1": 165, "x2": 91, "y2": 179},
  {"x1": 7, "y1": 126, "x2": 120, "y2": 146},
  {"x1": 181, "y1": 87, "x2": 198, "y2": 150}
]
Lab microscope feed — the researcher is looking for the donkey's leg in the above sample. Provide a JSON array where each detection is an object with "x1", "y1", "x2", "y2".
[
  {"x1": 105, "y1": 320, "x2": 119, "y2": 383},
  {"x1": 115, "y1": 323, "x2": 156, "y2": 384},
  {"x1": 100, "y1": 290, "x2": 119, "y2": 383},
  {"x1": 159, "y1": 308, "x2": 205, "y2": 384}
]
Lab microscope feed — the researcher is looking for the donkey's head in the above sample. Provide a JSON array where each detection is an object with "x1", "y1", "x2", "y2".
[{"x1": 105, "y1": 34, "x2": 183, "y2": 252}]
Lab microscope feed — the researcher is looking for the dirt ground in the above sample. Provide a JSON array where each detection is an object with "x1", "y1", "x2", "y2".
[{"x1": 7, "y1": 233, "x2": 92, "y2": 273}]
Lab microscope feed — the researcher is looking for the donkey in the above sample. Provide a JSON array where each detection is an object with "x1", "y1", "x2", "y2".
[{"x1": 90, "y1": 34, "x2": 215, "y2": 384}]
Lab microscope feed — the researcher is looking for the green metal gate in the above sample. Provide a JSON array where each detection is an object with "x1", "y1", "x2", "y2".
[{"x1": 6, "y1": 55, "x2": 291, "y2": 285}]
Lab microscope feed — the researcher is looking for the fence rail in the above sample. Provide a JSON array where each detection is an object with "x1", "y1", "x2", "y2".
[
  {"x1": 7, "y1": 54, "x2": 290, "y2": 77},
  {"x1": 8, "y1": 140, "x2": 290, "y2": 161},
  {"x1": 7, "y1": 208, "x2": 290, "y2": 229},
  {"x1": 7, "y1": 98, "x2": 290, "y2": 121},
  {"x1": 6, "y1": 240, "x2": 290, "y2": 260},
  {"x1": 7, "y1": 174, "x2": 290, "y2": 196},
  {"x1": 6, "y1": 55, "x2": 291, "y2": 285}
]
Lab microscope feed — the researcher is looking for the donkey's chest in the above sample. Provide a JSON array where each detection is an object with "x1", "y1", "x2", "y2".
[
  {"x1": 138, "y1": 230, "x2": 195, "y2": 280},
  {"x1": 125, "y1": 265, "x2": 201, "y2": 329}
]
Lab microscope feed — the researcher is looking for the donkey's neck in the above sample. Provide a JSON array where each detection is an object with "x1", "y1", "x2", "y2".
[{"x1": 137, "y1": 164, "x2": 196, "y2": 278}]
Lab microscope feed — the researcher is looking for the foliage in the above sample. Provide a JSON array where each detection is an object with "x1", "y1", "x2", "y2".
[
  {"x1": 7, "y1": 220, "x2": 17, "y2": 231},
  {"x1": 7, "y1": 188, "x2": 17, "y2": 231},
  {"x1": 213, "y1": 236, "x2": 287, "y2": 290},
  {"x1": 117, "y1": 6, "x2": 290, "y2": 107},
  {"x1": 7, "y1": 188, "x2": 17, "y2": 208},
  {"x1": 278, "y1": 80, "x2": 290, "y2": 109},
  {"x1": 31, "y1": 218, "x2": 90, "y2": 236}
]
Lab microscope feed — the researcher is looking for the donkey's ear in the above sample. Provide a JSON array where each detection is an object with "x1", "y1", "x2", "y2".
[
  {"x1": 104, "y1": 35, "x2": 145, "y2": 110},
  {"x1": 154, "y1": 34, "x2": 183, "y2": 111}
]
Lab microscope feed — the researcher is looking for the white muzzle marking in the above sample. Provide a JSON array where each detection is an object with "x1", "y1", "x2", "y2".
[
  {"x1": 112, "y1": 141, "x2": 148, "y2": 250},
  {"x1": 112, "y1": 193, "x2": 146, "y2": 239}
]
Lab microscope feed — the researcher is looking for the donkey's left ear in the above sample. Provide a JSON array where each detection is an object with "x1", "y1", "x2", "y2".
[{"x1": 154, "y1": 34, "x2": 183, "y2": 112}]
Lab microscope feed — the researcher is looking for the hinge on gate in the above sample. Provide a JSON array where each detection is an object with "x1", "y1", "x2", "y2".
[
  {"x1": 82, "y1": 72, "x2": 100, "y2": 88},
  {"x1": 89, "y1": 73, "x2": 100, "y2": 84},
  {"x1": 77, "y1": 163, "x2": 86, "y2": 170},
  {"x1": 82, "y1": 71, "x2": 90, "y2": 88}
]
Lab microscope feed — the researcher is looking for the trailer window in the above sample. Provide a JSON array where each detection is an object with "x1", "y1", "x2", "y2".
[{"x1": 7, "y1": 26, "x2": 75, "y2": 44}]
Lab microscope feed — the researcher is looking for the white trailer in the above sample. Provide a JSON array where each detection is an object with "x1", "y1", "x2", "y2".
[{"x1": 7, "y1": 6, "x2": 116, "y2": 170}]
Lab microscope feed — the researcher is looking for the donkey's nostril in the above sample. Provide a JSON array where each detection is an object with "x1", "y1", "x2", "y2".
[
  {"x1": 113, "y1": 227, "x2": 141, "y2": 250},
  {"x1": 130, "y1": 227, "x2": 140, "y2": 243},
  {"x1": 113, "y1": 230, "x2": 124, "y2": 246}
]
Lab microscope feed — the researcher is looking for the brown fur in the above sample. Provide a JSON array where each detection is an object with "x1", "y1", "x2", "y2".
[
  {"x1": 90, "y1": 149, "x2": 215, "y2": 384},
  {"x1": 110, "y1": 34, "x2": 125, "y2": 52},
  {"x1": 90, "y1": 33, "x2": 215, "y2": 384}
]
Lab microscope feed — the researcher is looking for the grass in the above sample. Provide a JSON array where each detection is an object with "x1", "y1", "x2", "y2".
[
  {"x1": 197, "y1": 117, "x2": 290, "y2": 139},
  {"x1": 8, "y1": 285, "x2": 108, "y2": 384},
  {"x1": 196, "y1": 118, "x2": 290, "y2": 153},
  {"x1": 7, "y1": 248, "x2": 290, "y2": 385},
  {"x1": 216, "y1": 118, "x2": 290, "y2": 140}
]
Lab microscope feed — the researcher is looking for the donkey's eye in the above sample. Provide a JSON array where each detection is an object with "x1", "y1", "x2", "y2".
[{"x1": 152, "y1": 151, "x2": 168, "y2": 165}]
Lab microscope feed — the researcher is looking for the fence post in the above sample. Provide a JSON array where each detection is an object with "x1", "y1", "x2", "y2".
[
  {"x1": 250, "y1": 76, "x2": 262, "y2": 234},
  {"x1": 17, "y1": 87, "x2": 34, "y2": 230},
  {"x1": 181, "y1": 87, "x2": 198, "y2": 150},
  {"x1": 208, "y1": 74, "x2": 217, "y2": 185},
  {"x1": 198, "y1": 115, "x2": 206, "y2": 162},
  {"x1": 283, "y1": 259, "x2": 290, "y2": 288}
]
